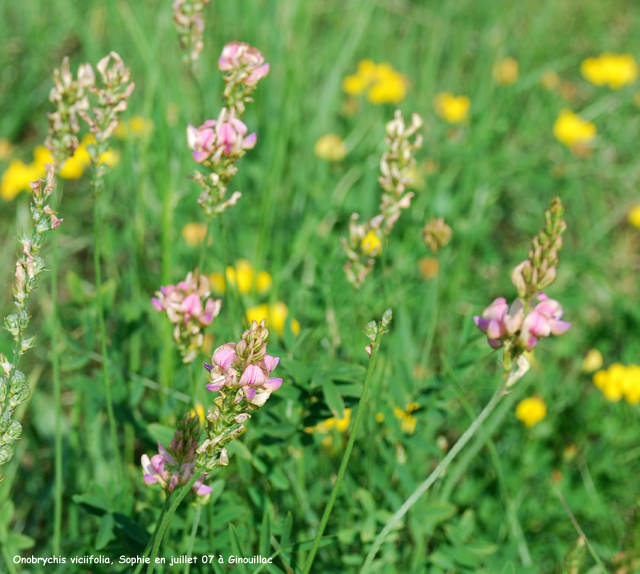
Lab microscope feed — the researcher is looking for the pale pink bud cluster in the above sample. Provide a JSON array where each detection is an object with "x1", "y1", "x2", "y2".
[
  {"x1": 152, "y1": 271, "x2": 221, "y2": 363},
  {"x1": 474, "y1": 293, "x2": 571, "y2": 351},
  {"x1": 218, "y1": 41, "x2": 270, "y2": 86},
  {"x1": 172, "y1": 0, "x2": 211, "y2": 67},
  {"x1": 141, "y1": 441, "x2": 212, "y2": 496},
  {"x1": 187, "y1": 108, "x2": 257, "y2": 165}
]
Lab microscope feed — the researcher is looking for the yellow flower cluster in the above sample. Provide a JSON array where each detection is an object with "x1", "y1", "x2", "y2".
[
  {"x1": 246, "y1": 302, "x2": 300, "y2": 337},
  {"x1": 343, "y1": 59, "x2": 408, "y2": 104},
  {"x1": 181, "y1": 222, "x2": 208, "y2": 246},
  {"x1": 593, "y1": 364, "x2": 640, "y2": 404},
  {"x1": 115, "y1": 115, "x2": 154, "y2": 138},
  {"x1": 360, "y1": 229, "x2": 382, "y2": 256},
  {"x1": 305, "y1": 409, "x2": 352, "y2": 448},
  {"x1": 553, "y1": 109, "x2": 596, "y2": 148},
  {"x1": 1, "y1": 136, "x2": 119, "y2": 201},
  {"x1": 314, "y1": 134, "x2": 348, "y2": 162},
  {"x1": 393, "y1": 402, "x2": 420, "y2": 434},
  {"x1": 209, "y1": 259, "x2": 272, "y2": 295},
  {"x1": 581, "y1": 53, "x2": 639, "y2": 89},
  {"x1": 515, "y1": 396, "x2": 547, "y2": 428},
  {"x1": 434, "y1": 92, "x2": 471, "y2": 124}
]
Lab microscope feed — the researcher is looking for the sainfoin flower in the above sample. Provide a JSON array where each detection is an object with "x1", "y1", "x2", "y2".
[
  {"x1": 204, "y1": 320, "x2": 282, "y2": 406},
  {"x1": 141, "y1": 413, "x2": 212, "y2": 496},
  {"x1": 218, "y1": 41, "x2": 270, "y2": 85},
  {"x1": 152, "y1": 271, "x2": 221, "y2": 362},
  {"x1": 474, "y1": 293, "x2": 570, "y2": 351},
  {"x1": 187, "y1": 109, "x2": 256, "y2": 164}
]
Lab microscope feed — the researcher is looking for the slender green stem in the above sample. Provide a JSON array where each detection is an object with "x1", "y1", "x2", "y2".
[
  {"x1": 92, "y1": 194, "x2": 121, "y2": 478},
  {"x1": 133, "y1": 494, "x2": 173, "y2": 574},
  {"x1": 183, "y1": 504, "x2": 203, "y2": 574},
  {"x1": 147, "y1": 471, "x2": 203, "y2": 574},
  {"x1": 301, "y1": 317, "x2": 389, "y2": 574},
  {"x1": 52, "y1": 222, "x2": 63, "y2": 555},
  {"x1": 360, "y1": 375, "x2": 509, "y2": 574}
]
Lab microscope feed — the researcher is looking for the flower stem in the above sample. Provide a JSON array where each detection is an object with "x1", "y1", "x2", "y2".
[
  {"x1": 301, "y1": 315, "x2": 389, "y2": 574},
  {"x1": 52, "y1": 215, "x2": 63, "y2": 555},
  {"x1": 133, "y1": 494, "x2": 173, "y2": 574},
  {"x1": 359, "y1": 375, "x2": 509, "y2": 574},
  {"x1": 183, "y1": 504, "x2": 202, "y2": 574},
  {"x1": 92, "y1": 193, "x2": 121, "y2": 478},
  {"x1": 146, "y1": 471, "x2": 203, "y2": 574}
]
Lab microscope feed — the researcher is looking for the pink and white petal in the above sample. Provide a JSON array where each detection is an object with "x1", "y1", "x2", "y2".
[
  {"x1": 242, "y1": 132, "x2": 257, "y2": 149},
  {"x1": 151, "y1": 297, "x2": 164, "y2": 312},
  {"x1": 240, "y1": 364, "x2": 266, "y2": 386},
  {"x1": 143, "y1": 474, "x2": 159, "y2": 485},
  {"x1": 550, "y1": 320, "x2": 571, "y2": 335},
  {"x1": 157, "y1": 442, "x2": 177, "y2": 465},
  {"x1": 263, "y1": 354, "x2": 279, "y2": 373},
  {"x1": 263, "y1": 377, "x2": 282, "y2": 392},
  {"x1": 244, "y1": 386, "x2": 257, "y2": 401}
]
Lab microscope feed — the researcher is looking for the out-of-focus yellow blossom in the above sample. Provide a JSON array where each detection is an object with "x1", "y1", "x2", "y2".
[
  {"x1": 225, "y1": 259, "x2": 273, "y2": 295},
  {"x1": 246, "y1": 302, "x2": 300, "y2": 337},
  {"x1": 628, "y1": 204, "x2": 640, "y2": 228},
  {"x1": 541, "y1": 71, "x2": 561, "y2": 90},
  {"x1": 190, "y1": 403, "x2": 205, "y2": 425},
  {"x1": 394, "y1": 402, "x2": 420, "y2": 434},
  {"x1": 361, "y1": 230, "x2": 382, "y2": 255},
  {"x1": 635, "y1": 92, "x2": 640, "y2": 108},
  {"x1": 406, "y1": 165, "x2": 424, "y2": 190},
  {"x1": 493, "y1": 57, "x2": 519, "y2": 85},
  {"x1": 182, "y1": 222, "x2": 208, "y2": 246},
  {"x1": 582, "y1": 348, "x2": 603, "y2": 372},
  {"x1": 116, "y1": 115, "x2": 155, "y2": 138},
  {"x1": 208, "y1": 272, "x2": 226, "y2": 294},
  {"x1": 581, "y1": 53, "x2": 638, "y2": 89},
  {"x1": 516, "y1": 396, "x2": 547, "y2": 428},
  {"x1": 434, "y1": 92, "x2": 471, "y2": 124},
  {"x1": 0, "y1": 138, "x2": 12, "y2": 160},
  {"x1": 375, "y1": 412, "x2": 384, "y2": 423},
  {"x1": 314, "y1": 134, "x2": 348, "y2": 162},
  {"x1": 343, "y1": 59, "x2": 408, "y2": 104},
  {"x1": 305, "y1": 408, "x2": 352, "y2": 447},
  {"x1": 593, "y1": 364, "x2": 640, "y2": 404},
  {"x1": 202, "y1": 333, "x2": 215, "y2": 355},
  {"x1": 553, "y1": 109, "x2": 596, "y2": 148},
  {"x1": 0, "y1": 159, "x2": 42, "y2": 200},
  {"x1": 418, "y1": 257, "x2": 439, "y2": 280},
  {"x1": 100, "y1": 149, "x2": 120, "y2": 168}
]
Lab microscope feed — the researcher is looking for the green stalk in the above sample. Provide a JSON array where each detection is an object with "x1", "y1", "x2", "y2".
[
  {"x1": 183, "y1": 504, "x2": 203, "y2": 574},
  {"x1": 51, "y1": 220, "x2": 63, "y2": 555},
  {"x1": 92, "y1": 192, "x2": 121, "y2": 478},
  {"x1": 360, "y1": 375, "x2": 509, "y2": 574},
  {"x1": 147, "y1": 471, "x2": 204, "y2": 574},
  {"x1": 133, "y1": 494, "x2": 173, "y2": 574},
  {"x1": 301, "y1": 313, "x2": 390, "y2": 574}
]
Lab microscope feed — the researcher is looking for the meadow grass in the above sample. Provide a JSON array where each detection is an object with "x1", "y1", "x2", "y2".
[{"x1": 1, "y1": 0, "x2": 640, "y2": 572}]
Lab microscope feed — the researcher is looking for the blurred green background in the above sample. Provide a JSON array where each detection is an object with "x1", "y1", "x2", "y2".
[{"x1": 1, "y1": 0, "x2": 640, "y2": 572}]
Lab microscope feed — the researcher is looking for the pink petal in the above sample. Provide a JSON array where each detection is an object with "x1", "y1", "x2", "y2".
[
  {"x1": 488, "y1": 338, "x2": 502, "y2": 349},
  {"x1": 143, "y1": 474, "x2": 159, "y2": 485},
  {"x1": 244, "y1": 386, "x2": 256, "y2": 401},
  {"x1": 206, "y1": 381, "x2": 225, "y2": 393},
  {"x1": 550, "y1": 320, "x2": 571, "y2": 335},
  {"x1": 263, "y1": 354, "x2": 279, "y2": 372},
  {"x1": 186, "y1": 125, "x2": 198, "y2": 148},
  {"x1": 230, "y1": 118, "x2": 248, "y2": 136},
  {"x1": 243, "y1": 132, "x2": 257, "y2": 149},
  {"x1": 152, "y1": 297, "x2": 164, "y2": 311},
  {"x1": 181, "y1": 293, "x2": 202, "y2": 316},
  {"x1": 486, "y1": 319, "x2": 504, "y2": 340},
  {"x1": 218, "y1": 123, "x2": 236, "y2": 146},
  {"x1": 157, "y1": 442, "x2": 177, "y2": 465},
  {"x1": 240, "y1": 364, "x2": 266, "y2": 386},
  {"x1": 213, "y1": 345, "x2": 238, "y2": 370},
  {"x1": 263, "y1": 377, "x2": 282, "y2": 391},
  {"x1": 192, "y1": 151, "x2": 209, "y2": 163},
  {"x1": 141, "y1": 454, "x2": 155, "y2": 475}
]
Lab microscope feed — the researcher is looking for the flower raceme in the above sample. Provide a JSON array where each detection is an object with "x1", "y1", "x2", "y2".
[
  {"x1": 152, "y1": 271, "x2": 221, "y2": 363},
  {"x1": 218, "y1": 41, "x2": 270, "y2": 86},
  {"x1": 474, "y1": 293, "x2": 571, "y2": 351},
  {"x1": 187, "y1": 111, "x2": 257, "y2": 164}
]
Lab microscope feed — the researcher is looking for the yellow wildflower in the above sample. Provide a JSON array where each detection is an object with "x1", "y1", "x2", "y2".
[
  {"x1": 628, "y1": 204, "x2": 640, "y2": 228},
  {"x1": 541, "y1": 71, "x2": 561, "y2": 90},
  {"x1": 305, "y1": 408, "x2": 352, "y2": 436},
  {"x1": 343, "y1": 59, "x2": 407, "y2": 104},
  {"x1": 182, "y1": 223, "x2": 208, "y2": 246},
  {"x1": 246, "y1": 302, "x2": 300, "y2": 337},
  {"x1": 100, "y1": 149, "x2": 120, "y2": 168},
  {"x1": 208, "y1": 272, "x2": 226, "y2": 294},
  {"x1": 553, "y1": 109, "x2": 596, "y2": 148},
  {"x1": 393, "y1": 402, "x2": 420, "y2": 434},
  {"x1": 581, "y1": 53, "x2": 638, "y2": 89},
  {"x1": 434, "y1": 92, "x2": 471, "y2": 124},
  {"x1": 0, "y1": 138, "x2": 12, "y2": 160},
  {"x1": 116, "y1": 116, "x2": 154, "y2": 138},
  {"x1": 190, "y1": 403, "x2": 205, "y2": 425},
  {"x1": 314, "y1": 134, "x2": 348, "y2": 162},
  {"x1": 594, "y1": 363, "x2": 640, "y2": 404},
  {"x1": 361, "y1": 229, "x2": 382, "y2": 256},
  {"x1": 224, "y1": 259, "x2": 272, "y2": 295},
  {"x1": 375, "y1": 412, "x2": 384, "y2": 423},
  {"x1": 0, "y1": 159, "x2": 42, "y2": 200},
  {"x1": 493, "y1": 57, "x2": 519, "y2": 85},
  {"x1": 515, "y1": 396, "x2": 547, "y2": 428},
  {"x1": 582, "y1": 348, "x2": 603, "y2": 373}
]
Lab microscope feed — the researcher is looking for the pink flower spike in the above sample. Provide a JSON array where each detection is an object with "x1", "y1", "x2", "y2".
[
  {"x1": 243, "y1": 132, "x2": 257, "y2": 149},
  {"x1": 240, "y1": 364, "x2": 266, "y2": 386}
]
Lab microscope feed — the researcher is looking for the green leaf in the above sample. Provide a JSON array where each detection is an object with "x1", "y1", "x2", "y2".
[
  {"x1": 458, "y1": 508, "x2": 475, "y2": 542},
  {"x1": 228, "y1": 524, "x2": 249, "y2": 574},
  {"x1": 500, "y1": 562, "x2": 515, "y2": 574},
  {"x1": 421, "y1": 501, "x2": 457, "y2": 531},
  {"x1": 320, "y1": 377, "x2": 345, "y2": 418},
  {"x1": 259, "y1": 511, "x2": 271, "y2": 556},
  {"x1": 226, "y1": 439, "x2": 252, "y2": 461},
  {"x1": 429, "y1": 551, "x2": 457, "y2": 570},
  {"x1": 0, "y1": 500, "x2": 14, "y2": 526},
  {"x1": 95, "y1": 513, "x2": 116, "y2": 550},
  {"x1": 6, "y1": 533, "x2": 36, "y2": 550},
  {"x1": 280, "y1": 511, "x2": 293, "y2": 552},
  {"x1": 147, "y1": 423, "x2": 175, "y2": 446},
  {"x1": 466, "y1": 540, "x2": 499, "y2": 557},
  {"x1": 72, "y1": 493, "x2": 110, "y2": 517}
]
